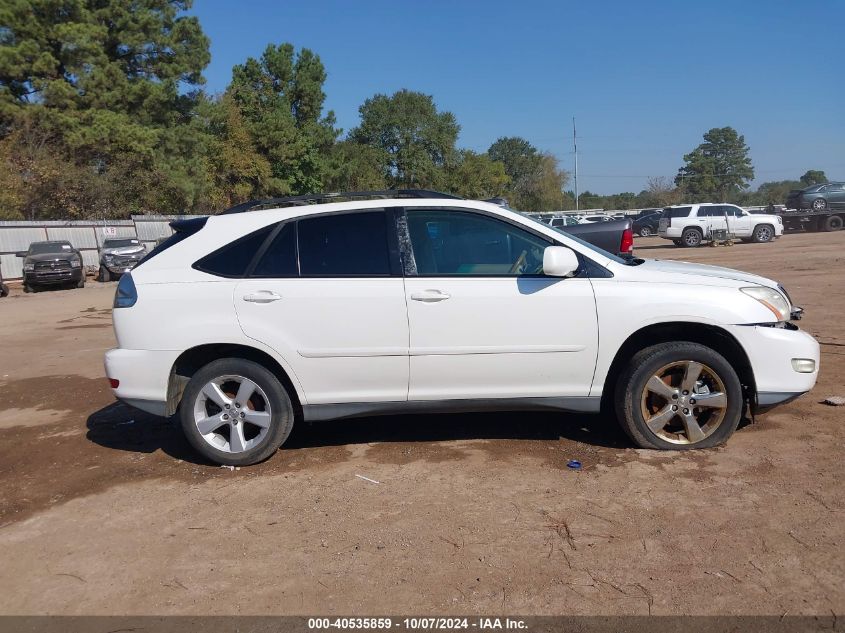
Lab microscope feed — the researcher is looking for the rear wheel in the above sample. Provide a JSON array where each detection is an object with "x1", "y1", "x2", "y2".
[
  {"x1": 615, "y1": 342, "x2": 743, "y2": 450},
  {"x1": 752, "y1": 224, "x2": 774, "y2": 243},
  {"x1": 180, "y1": 358, "x2": 294, "y2": 466},
  {"x1": 681, "y1": 228, "x2": 703, "y2": 247},
  {"x1": 823, "y1": 215, "x2": 843, "y2": 232},
  {"x1": 638, "y1": 226, "x2": 652, "y2": 237}
]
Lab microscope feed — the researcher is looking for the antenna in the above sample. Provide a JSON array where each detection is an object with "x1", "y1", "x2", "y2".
[{"x1": 573, "y1": 117, "x2": 579, "y2": 212}]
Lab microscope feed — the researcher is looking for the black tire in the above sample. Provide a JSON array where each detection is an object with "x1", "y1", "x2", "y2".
[
  {"x1": 752, "y1": 224, "x2": 775, "y2": 243},
  {"x1": 614, "y1": 342, "x2": 743, "y2": 450},
  {"x1": 98, "y1": 266, "x2": 111, "y2": 282},
  {"x1": 811, "y1": 198, "x2": 828, "y2": 212},
  {"x1": 672, "y1": 239, "x2": 683, "y2": 246},
  {"x1": 23, "y1": 284, "x2": 33, "y2": 293},
  {"x1": 180, "y1": 358, "x2": 294, "y2": 466},
  {"x1": 824, "y1": 215, "x2": 843, "y2": 232},
  {"x1": 0, "y1": 283, "x2": 8, "y2": 298},
  {"x1": 681, "y1": 228, "x2": 703, "y2": 248},
  {"x1": 77, "y1": 277, "x2": 85, "y2": 288},
  {"x1": 638, "y1": 226, "x2": 652, "y2": 237}
]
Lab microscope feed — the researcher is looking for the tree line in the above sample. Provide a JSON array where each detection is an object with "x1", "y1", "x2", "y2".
[{"x1": 0, "y1": 2, "x2": 830, "y2": 220}]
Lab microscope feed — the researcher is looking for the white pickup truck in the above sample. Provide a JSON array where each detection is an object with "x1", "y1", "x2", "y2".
[{"x1": 658, "y1": 203, "x2": 783, "y2": 247}]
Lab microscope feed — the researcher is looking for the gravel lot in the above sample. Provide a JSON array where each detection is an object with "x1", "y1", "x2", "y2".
[{"x1": 0, "y1": 232, "x2": 843, "y2": 616}]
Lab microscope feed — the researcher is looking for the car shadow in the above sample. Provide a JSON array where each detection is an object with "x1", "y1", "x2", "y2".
[{"x1": 86, "y1": 401, "x2": 633, "y2": 464}]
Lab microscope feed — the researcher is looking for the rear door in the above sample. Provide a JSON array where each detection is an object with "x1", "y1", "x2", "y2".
[
  {"x1": 827, "y1": 183, "x2": 845, "y2": 209},
  {"x1": 234, "y1": 210, "x2": 409, "y2": 404},
  {"x1": 402, "y1": 208, "x2": 598, "y2": 401}
]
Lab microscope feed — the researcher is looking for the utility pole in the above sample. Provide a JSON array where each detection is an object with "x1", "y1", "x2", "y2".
[{"x1": 572, "y1": 117, "x2": 579, "y2": 212}]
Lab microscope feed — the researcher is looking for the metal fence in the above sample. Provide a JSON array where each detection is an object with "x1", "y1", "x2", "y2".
[{"x1": 0, "y1": 215, "x2": 203, "y2": 280}]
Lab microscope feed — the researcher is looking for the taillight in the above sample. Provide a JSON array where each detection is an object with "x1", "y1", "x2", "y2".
[
  {"x1": 620, "y1": 228, "x2": 634, "y2": 254},
  {"x1": 108, "y1": 378, "x2": 119, "y2": 389},
  {"x1": 113, "y1": 272, "x2": 137, "y2": 308}
]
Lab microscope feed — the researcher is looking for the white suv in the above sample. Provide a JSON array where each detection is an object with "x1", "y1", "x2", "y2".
[
  {"x1": 658, "y1": 203, "x2": 783, "y2": 247},
  {"x1": 105, "y1": 191, "x2": 818, "y2": 465}
]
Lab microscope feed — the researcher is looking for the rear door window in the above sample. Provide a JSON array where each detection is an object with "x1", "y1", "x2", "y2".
[{"x1": 298, "y1": 211, "x2": 391, "y2": 276}]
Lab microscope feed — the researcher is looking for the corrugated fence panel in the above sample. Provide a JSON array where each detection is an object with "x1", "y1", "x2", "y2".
[
  {"x1": 0, "y1": 227, "x2": 48, "y2": 252},
  {"x1": 1, "y1": 253, "x2": 22, "y2": 280},
  {"x1": 46, "y1": 226, "x2": 98, "y2": 249}
]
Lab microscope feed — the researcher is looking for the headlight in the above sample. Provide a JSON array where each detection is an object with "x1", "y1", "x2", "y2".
[
  {"x1": 741, "y1": 286, "x2": 790, "y2": 321},
  {"x1": 103, "y1": 254, "x2": 114, "y2": 262},
  {"x1": 23, "y1": 262, "x2": 34, "y2": 272},
  {"x1": 70, "y1": 258, "x2": 81, "y2": 268}
]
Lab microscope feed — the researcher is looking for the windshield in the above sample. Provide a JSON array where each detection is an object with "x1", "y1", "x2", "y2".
[
  {"x1": 519, "y1": 214, "x2": 627, "y2": 264},
  {"x1": 29, "y1": 242, "x2": 72, "y2": 255},
  {"x1": 103, "y1": 238, "x2": 141, "y2": 249}
]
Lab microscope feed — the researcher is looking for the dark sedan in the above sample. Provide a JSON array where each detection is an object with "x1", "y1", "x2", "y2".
[
  {"x1": 632, "y1": 212, "x2": 661, "y2": 237},
  {"x1": 786, "y1": 182, "x2": 845, "y2": 211},
  {"x1": 17, "y1": 240, "x2": 85, "y2": 292}
]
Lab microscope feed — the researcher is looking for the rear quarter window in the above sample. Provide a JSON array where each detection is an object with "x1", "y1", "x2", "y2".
[
  {"x1": 194, "y1": 224, "x2": 275, "y2": 278},
  {"x1": 662, "y1": 206, "x2": 692, "y2": 218}
]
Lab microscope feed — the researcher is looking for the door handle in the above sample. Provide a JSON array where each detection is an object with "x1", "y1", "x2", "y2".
[
  {"x1": 243, "y1": 291, "x2": 282, "y2": 304},
  {"x1": 410, "y1": 290, "x2": 451, "y2": 303}
]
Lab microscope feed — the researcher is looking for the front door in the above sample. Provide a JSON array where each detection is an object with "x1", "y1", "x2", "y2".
[
  {"x1": 402, "y1": 208, "x2": 598, "y2": 401},
  {"x1": 235, "y1": 210, "x2": 409, "y2": 404},
  {"x1": 724, "y1": 205, "x2": 752, "y2": 237}
]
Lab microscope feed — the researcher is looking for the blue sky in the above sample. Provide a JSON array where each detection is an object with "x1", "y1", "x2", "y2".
[{"x1": 191, "y1": 0, "x2": 844, "y2": 195}]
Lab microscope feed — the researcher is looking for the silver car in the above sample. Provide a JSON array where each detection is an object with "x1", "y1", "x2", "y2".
[{"x1": 98, "y1": 238, "x2": 147, "y2": 282}]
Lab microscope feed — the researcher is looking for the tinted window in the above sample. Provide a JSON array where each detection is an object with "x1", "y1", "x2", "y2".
[
  {"x1": 252, "y1": 223, "x2": 297, "y2": 277},
  {"x1": 407, "y1": 210, "x2": 550, "y2": 276},
  {"x1": 662, "y1": 206, "x2": 692, "y2": 218},
  {"x1": 298, "y1": 211, "x2": 390, "y2": 276},
  {"x1": 29, "y1": 242, "x2": 73, "y2": 255},
  {"x1": 103, "y1": 239, "x2": 140, "y2": 248},
  {"x1": 195, "y1": 224, "x2": 274, "y2": 277}
]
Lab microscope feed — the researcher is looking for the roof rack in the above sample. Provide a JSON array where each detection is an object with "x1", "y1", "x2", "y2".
[{"x1": 220, "y1": 189, "x2": 462, "y2": 215}]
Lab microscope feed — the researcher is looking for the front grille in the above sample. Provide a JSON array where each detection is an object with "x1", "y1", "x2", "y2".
[
  {"x1": 35, "y1": 260, "x2": 70, "y2": 272},
  {"x1": 112, "y1": 255, "x2": 141, "y2": 267}
]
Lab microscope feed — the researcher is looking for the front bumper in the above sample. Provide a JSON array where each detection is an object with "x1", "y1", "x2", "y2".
[
  {"x1": 729, "y1": 323, "x2": 820, "y2": 413},
  {"x1": 104, "y1": 348, "x2": 182, "y2": 417},
  {"x1": 24, "y1": 268, "x2": 83, "y2": 286}
]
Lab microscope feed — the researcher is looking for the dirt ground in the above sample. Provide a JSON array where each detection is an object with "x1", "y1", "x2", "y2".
[{"x1": 0, "y1": 232, "x2": 843, "y2": 616}]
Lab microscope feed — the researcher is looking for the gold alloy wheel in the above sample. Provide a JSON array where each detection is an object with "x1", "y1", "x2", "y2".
[{"x1": 640, "y1": 360, "x2": 728, "y2": 445}]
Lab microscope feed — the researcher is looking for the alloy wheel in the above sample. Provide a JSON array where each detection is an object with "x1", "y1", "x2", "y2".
[
  {"x1": 640, "y1": 360, "x2": 728, "y2": 445},
  {"x1": 757, "y1": 226, "x2": 772, "y2": 241},
  {"x1": 640, "y1": 226, "x2": 652, "y2": 237},
  {"x1": 192, "y1": 374, "x2": 273, "y2": 453},
  {"x1": 812, "y1": 199, "x2": 827, "y2": 211}
]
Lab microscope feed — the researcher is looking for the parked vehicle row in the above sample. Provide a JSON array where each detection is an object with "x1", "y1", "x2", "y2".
[
  {"x1": 104, "y1": 189, "x2": 818, "y2": 466},
  {"x1": 10, "y1": 237, "x2": 149, "y2": 293}
]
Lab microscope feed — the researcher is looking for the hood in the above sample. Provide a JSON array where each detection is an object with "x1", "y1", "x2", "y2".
[
  {"x1": 26, "y1": 251, "x2": 78, "y2": 263},
  {"x1": 102, "y1": 245, "x2": 145, "y2": 256},
  {"x1": 638, "y1": 259, "x2": 779, "y2": 289}
]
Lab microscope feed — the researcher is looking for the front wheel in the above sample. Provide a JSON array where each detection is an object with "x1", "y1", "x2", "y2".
[
  {"x1": 180, "y1": 358, "x2": 294, "y2": 466},
  {"x1": 752, "y1": 224, "x2": 774, "y2": 243},
  {"x1": 615, "y1": 342, "x2": 743, "y2": 450},
  {"x1": 812, "y1": 198, "x2": 828, "y2": 211},
  {"x1": 98, "y1": 266, "x2": 111, "y2": 282}
]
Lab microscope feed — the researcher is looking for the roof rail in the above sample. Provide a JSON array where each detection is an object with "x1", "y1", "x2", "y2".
[{"x1": 219, "y1": 189, "x2": 462, "y2": 215}]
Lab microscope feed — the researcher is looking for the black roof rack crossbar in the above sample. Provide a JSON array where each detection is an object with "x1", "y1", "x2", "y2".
[{"x1": 220, "y1": 189, "x2": 461, "y2": 215}]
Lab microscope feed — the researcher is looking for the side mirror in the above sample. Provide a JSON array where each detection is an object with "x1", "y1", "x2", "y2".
[
  {"x1": 15, "y1": 252, "x2": 27, "y2": 258},
  {"x1": 543, "y1": 246, "x2": 579, "y2": 277}
]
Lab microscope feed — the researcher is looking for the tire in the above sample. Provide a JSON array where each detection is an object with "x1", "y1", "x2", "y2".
[
  {"x1": 0, "y1": 283, "x2": 8, "y2": 298},
  {"x1": 180, "y1": 358, "x2": 294, "y2": 466},
  {"x1": 638, "y1": 226, "x2": 652, "y2": 237},
  {"x1": 98, "y1": 266, "x2": 111, "y2": 282},
  {"x1": 752, "y1": 224, "x2": 775, "y2": 243},
  {"x1": 812, "y1": 198, "x2": 828, "y2": 212},
  {"x1": 23, "y1": 284, "x2": 33, "y2": 293},
  {"x1": 681, "y1": 228, "x2": 703, "y2": 248},
  {"x1": 672, "y1": 239, "x2": 683, "y2": 247},
  {"x1": 614, "y1": 342, "x2": 743, "y2": 450},
  {"x1": 823, "y1": 215, "x2": 843, "y2": 232},
  {"x1": 77, "y1": 277, "x2": 85, "y2": 288}
]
